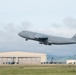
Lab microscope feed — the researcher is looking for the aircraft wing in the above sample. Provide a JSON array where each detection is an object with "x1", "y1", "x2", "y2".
[
  {"x1": 37, "y1": 37, "x2": 48, "y2": 41},
  {"x1": 34, "y1": 34, "x2": 48, "y2": 41},
  {"x1": 34, "y1": 34, "x2": 52, "y2": 45}
]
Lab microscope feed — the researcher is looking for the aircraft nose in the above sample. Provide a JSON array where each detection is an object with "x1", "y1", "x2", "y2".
[{"x1": 18, "y1": 32, "x2": 22, "y2": 37}]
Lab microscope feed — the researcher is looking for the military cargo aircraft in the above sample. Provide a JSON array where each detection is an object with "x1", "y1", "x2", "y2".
[{"x1": 18, "y1": 30, "x2": 76, "y2": 45}]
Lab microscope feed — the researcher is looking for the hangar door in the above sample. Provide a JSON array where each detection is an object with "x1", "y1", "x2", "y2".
[{"x1": 18, "y1": 57, "x2": 41, "y2": 64}]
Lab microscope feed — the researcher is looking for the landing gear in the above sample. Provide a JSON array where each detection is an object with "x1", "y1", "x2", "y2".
[
  {"x1": 39, "y1": 42, "x2": 43, "y2": 44},
  {"x1": 44, "y1": 43, "x2": 48, "y2": 45},
  {"x1": 43, "y1": 42, "x2": 51, "y2": 45},
  {"x1": 48, "y1": 43, "x2": 51, "y2": 45},
  {"x1": 25, "y1": 38, "x2": 28, "y2": 41},
  {"x1": 39, "y1": 42, "x2": 51, "y2": 45}
]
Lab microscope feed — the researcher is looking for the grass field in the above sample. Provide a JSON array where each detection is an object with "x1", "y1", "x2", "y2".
[{"x1": 0, "y1": 64, "x2": 76, "y2": 75}]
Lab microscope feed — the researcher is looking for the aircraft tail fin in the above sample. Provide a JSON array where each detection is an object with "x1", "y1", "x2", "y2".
[{"x1": 71, "y1": 34, "x2": 76, "y2": 41}]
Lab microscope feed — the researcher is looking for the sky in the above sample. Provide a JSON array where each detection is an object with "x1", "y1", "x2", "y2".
[{"x1": 0, "y1": 0, "x2": 76, "y2": 56}]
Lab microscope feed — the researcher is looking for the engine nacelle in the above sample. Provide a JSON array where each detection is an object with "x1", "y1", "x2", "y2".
[{"x1": 39, "y1": 42, "x2": 51, "y2": 45}]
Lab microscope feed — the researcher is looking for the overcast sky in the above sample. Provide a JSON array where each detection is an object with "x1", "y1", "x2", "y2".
[{"x1": 0, "y1": 0, "x2": 76, "y2": 56}]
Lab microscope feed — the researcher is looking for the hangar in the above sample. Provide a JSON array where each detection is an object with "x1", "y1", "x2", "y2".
[
  {"x1": 66, "y1": 60, "x2": 76, "y2": 64},
  {"x1": 0, "y1": 51, "x2": 47, "y2": 64}
]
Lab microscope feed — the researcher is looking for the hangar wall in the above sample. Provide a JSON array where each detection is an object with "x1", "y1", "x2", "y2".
[{"x1": 0, "y1": 51, "x2": 47, "y2": 64}]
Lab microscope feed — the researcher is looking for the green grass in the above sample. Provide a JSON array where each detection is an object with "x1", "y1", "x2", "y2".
[{"x1": 0, "y1": 64, "x2": 76, "y2": 75}]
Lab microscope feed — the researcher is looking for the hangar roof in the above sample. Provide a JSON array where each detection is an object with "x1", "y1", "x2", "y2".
[{"x1": 0, "y1": 51, "x2": 46, "y2": 57}]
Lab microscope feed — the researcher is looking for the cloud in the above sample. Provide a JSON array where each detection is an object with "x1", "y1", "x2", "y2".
[
  {"x1": 51, "y1": 23, "x2": 61, "y2": 28},
  {"x1": 0, "y1": 21, "x2": 31, "y2": 44},
  {"x1": 0, "y1": 21, "x2": 31, "y2": 32},
  {"x1": 21, "y1": 21, "x2": 31, "y2": 29},
  {"x1": 63, "y1": 16, "x2": 76, "y2": 29},
  {"x1": 38, "y1": 17, "x2": 76, "y2": 37},
  {"x1": 2, "y1": 21, "x2": 31, "y2": 34}
]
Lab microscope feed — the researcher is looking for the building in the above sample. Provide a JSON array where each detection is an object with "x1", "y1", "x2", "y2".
[
  {"x1": 66, "y1": 60, "x2": 76, "y2": 64},
  {"x1": 0, "y1": 51, "x2": 47, "y2": 64}
]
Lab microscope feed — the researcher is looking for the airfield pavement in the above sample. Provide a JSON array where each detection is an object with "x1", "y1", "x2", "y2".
[{"x1": 0, "y1": 64, "x2": 76, "y2": 75}]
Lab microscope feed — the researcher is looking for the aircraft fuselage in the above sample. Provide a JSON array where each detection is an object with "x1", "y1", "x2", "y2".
[{"x1": 18, "y1": 30, "x2": 76, "y2": 45}]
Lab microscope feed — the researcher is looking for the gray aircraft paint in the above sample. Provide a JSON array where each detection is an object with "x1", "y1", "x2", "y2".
[{"x1": 18, "y1": 30, "x2": 76, "y2": 45}]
